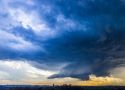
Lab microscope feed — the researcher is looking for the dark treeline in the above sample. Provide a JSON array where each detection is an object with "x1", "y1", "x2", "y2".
[{"x1": 0, "y1": 85, "x2": 125, "y2": 90}]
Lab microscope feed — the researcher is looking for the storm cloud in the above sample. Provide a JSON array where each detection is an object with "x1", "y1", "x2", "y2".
[{"x1": 0, "y1": 0, "x2": 125, "y2": 81}]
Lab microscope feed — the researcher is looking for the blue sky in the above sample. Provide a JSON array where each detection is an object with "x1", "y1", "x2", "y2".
[{"x1": 0, "y1": 0, "x2": 125, "y2": 85}]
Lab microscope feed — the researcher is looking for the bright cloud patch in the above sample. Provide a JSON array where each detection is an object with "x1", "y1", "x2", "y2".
[
  {"x1": 0, "y1": 0, "x2": 56, "y2": 39},
  {"x1": 9, "y1": 8, "x2": 52, "y2": 36},
  {"x1": 81, "y1": 75, "x2": 123, "y2": 86},
  {"x1": 0, "y1": 60, "x2": 55, "y2": 83},
  {"x1": 111, "y1": 66, "x2": 125, "y2": 81}
]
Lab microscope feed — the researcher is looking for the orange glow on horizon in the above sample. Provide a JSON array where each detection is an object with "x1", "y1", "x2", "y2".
[{"x1": 0, "y1": 75, "x2": 123, "y2": 86}]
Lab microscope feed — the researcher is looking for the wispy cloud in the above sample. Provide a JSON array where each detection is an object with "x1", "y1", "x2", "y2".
[{"x1": 0, "y1": 30, "x2": 39, "y2": 52}]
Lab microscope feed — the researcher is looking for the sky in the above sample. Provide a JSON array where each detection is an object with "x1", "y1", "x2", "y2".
[{"x1": 0, "y1": 0, "x2": 125, "y2": 86}]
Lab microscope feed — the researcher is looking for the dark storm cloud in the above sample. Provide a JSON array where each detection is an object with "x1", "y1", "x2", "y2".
[
  {"x1": 1, "y1": 0, "x2": 125, "y2": 80},
  {"x1": 44, "y1": 0, "x2": 125, "y2": 79},
  {"x1": 46, "y1": 27, "x2": 125, "y2": 80}
]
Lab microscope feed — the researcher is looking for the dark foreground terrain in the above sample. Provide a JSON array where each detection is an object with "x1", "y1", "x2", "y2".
[{"x1": 0, "y1": 85, "x2": 125, "y2": 90}]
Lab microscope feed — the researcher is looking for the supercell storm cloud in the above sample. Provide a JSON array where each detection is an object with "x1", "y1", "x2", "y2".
[{"x1": 0, "y1": 0, "x2": 125, "y2": 84}]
